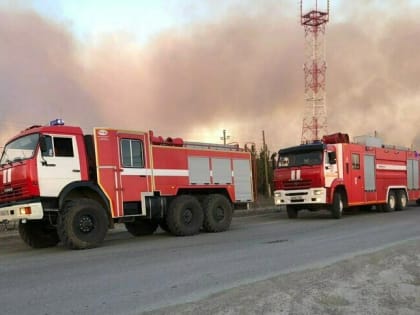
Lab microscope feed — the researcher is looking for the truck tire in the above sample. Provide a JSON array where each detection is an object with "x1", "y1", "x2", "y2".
[
  {"x1": 383, "y1": 191, "x2": 396, "y2": 212},
  {"x1": 395, "y1": 190, "x2": 407, "y2": 211},
  {"x1": 331, "y1": 192, "x2": 344, "y2": 219},
  {"x1": 18, "y1": 220, "x2": 59, "y2": 248},
  {"x1": 57, "y1": 198, "x2": 108, "y2": 250},
  {"x1": 286, "y1": 206, "x2": 298, "y2": 219},
  {"x1": 202, "y1": 194, "x2": 233, "y2": 232},
  {"x1": 125, "y1": 219, "x2": 158, "y2": 236},
  {"x1": 165, "y1": 195, "x2": 203, "y2": 236}
]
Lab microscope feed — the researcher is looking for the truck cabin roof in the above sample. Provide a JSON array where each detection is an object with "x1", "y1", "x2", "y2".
[
  {"x1": 279, "y1": 142, "x2": 325, "y2": 155},
  {"x1": 5, "y1": 125, "x2": 84, "y2": 145}
]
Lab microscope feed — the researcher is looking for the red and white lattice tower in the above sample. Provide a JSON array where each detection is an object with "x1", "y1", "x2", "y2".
[{"x1": 300, "y1": 0, "x2": 330, "y2": 144}]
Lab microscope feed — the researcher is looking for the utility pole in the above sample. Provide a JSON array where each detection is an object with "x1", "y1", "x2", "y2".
[
  {"x1": 220, "y1": 129, "x2": 230, "y2": 145},
  {"x1": 262, "y1": 130, "x2": 271, "y2": 197}
]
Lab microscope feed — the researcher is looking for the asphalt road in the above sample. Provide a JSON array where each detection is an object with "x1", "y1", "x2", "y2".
[{"x1": 1, "y1": 205, "x2": 420, "y2": 315}]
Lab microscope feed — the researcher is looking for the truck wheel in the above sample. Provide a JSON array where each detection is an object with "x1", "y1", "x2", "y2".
[
  {"x1": 331, "y1": 192, "x2": 344, "y2": 219},
  {"x1": 395, "y1": 190, "x2": 407, "y2": 211},
  {"x1": 18, "y1": 220, "x2": 59, "y2": 248},
  {"x1": 383, "y1": 191, "x2": 396, "y2": 212},
  {"x1": 286, "y1": 206, "x2": 298, "y2": 219},
  {"x1": 202, "y1": 194, "x2": 233, "y2": 232},
  {"x1": 57, "y1": 198, "x2": 108, "y2": 250},
  {"x1": 165, "y1": 195, "x2": 203, "y2": 236},
  {"x1": 125, "y1": 219, "x2": 158, "y2": 236}
]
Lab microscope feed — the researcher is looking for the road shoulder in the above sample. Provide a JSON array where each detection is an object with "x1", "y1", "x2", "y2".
[{"x1": 146, "y1": 239, "x2": 420, "y2": 314}]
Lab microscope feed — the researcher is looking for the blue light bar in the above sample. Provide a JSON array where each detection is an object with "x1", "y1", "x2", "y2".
[{"x1": 50, "y1": 119, "x2": 65, "y2": 126}]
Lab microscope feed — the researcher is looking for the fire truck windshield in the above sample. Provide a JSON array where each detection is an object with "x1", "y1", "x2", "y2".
[
  {"x1": 278, "y1": 150, "x2": 323, "y2": 168},
  {"x1": 0, "y1": 133, "x2": 40, "y2": 165}
]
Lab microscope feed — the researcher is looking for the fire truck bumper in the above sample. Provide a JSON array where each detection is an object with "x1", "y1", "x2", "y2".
[
  {"x1": 0, "y1": 201, "x2": 44, "y2": 223},
  {"x1": 274, "y1": 188, "x2": 327, "y2": 206}
]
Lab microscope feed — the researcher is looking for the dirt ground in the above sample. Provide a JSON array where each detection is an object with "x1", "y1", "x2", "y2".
[{"x1": 146, "y1": 239, "x2": 420, "y2": 315}]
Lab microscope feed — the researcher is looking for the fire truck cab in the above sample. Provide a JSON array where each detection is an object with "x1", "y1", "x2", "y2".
[
  {"x1": 0, "y1": 120, "x2": 254, "y2": 249},
  {"x1": 273, "y1": 132, "x2": 420, "y2": 219}
]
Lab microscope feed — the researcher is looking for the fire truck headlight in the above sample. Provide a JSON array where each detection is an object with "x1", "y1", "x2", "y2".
[
  {"x1": 313, "y1": 190, "x2": 323, "y2": 196},
  {"x1": 274, "y1": 192, "x2": 282, "y2": 198}
]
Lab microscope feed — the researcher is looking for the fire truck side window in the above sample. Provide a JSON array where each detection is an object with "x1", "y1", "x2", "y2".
[
  {"x1": 327, "y1": 152, "x2": 336, "y2": 164},
  {"x1": 352, "y1": 153, "x2": 360, "y2": 169},
  {"x1": 41, "y1": 135, "x2": 54, "y2": 157},
  {"x1": 121, "y1": 139, "x2": 144, "y2": 168},
  {"x1": 54, "y1": 137, "x2": 74, "y2": 157}
]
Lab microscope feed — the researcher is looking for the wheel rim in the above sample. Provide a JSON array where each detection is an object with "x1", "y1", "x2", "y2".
[
  {"x1": 214, "y1": 206, "x2": 225, "y2": 222},
  {"x1": 183, "y1": 209, "x2": 193, "y2": 224},
  {"x1": 389, "y1": 195, "x2": 396, "y2": 209},
  {"x1": 401, "y1": 195, "x2": 407, "y2": 208},
  {"x1": 78, "y1": 215, "x2": 95, "y2": 233}
]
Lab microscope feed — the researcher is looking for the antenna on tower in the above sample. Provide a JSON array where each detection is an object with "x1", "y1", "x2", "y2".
[{"x1": 300, "y1": 0, "x2": 330, "y2": 144}]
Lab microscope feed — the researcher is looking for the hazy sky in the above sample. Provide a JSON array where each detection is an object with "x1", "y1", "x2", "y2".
[
  {"x1": 1, "y1": 0, "x2": 420, "y2": 151},
  {"x1": 30, "y1": 0, "x2": 214, "y2": 43}
]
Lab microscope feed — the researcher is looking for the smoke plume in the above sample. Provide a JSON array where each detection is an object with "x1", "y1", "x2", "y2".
[{"x1": 1, "y1": 1, "x2": 420, "y2": 151}]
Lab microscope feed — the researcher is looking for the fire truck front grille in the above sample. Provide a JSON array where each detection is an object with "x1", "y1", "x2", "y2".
[
  {"x1": 0, "y1": 183, "x2": 27, "y2": 203},
  {"x1": 286, "y1": 192, "x2": 308, "y2": 196},
  {"x1": 283, "y1": 180, "x2": 312, "y2": 190}
]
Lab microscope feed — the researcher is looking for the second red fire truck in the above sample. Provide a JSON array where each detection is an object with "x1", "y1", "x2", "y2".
[
  {"x1": 273, "y1": 132, "x2": 420, "y2": 219},
  {"x1": 0, "y1": 120, "x2": 254, "y2": 249}
]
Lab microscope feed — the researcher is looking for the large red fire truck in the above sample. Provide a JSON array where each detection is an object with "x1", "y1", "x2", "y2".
[
  {"x1": 273, "y1": 132, "x2": 420, "y2": 219},
  {"x1": 0, "y1": 120, "x2": 253, "y2": 249}
]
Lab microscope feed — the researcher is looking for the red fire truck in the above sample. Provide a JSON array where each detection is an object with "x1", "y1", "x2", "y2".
[
  {"x1": 0, "y1": 119, "x2": 253, "y2": 249},
  {"x1": 273, "y1": 132, "x2": 420, "y2": 219}
]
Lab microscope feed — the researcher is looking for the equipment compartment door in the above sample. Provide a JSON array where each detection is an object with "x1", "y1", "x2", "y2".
[
  {"x1": 349, "y1": 151, "x2": 364, "y2": 204},
  {"x1": 118, "y1": 132, "x2": 152, "y2": 216},
  {"x1": 233, "y1": 159, "x2": 253, "y2": 202}
]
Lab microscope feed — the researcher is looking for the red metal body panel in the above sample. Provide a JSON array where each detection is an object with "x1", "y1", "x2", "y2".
[
  {"x1": 1, "y1": 124, "x2": 252, "y2": 225},
  {"x1": 11, "y1": 125, "x2": 89, "y2": 181},
  {"x1": 0, "y1": 125, "x2": 89, "y2": 204},
  {"x1": 274, "y1": 135, "x2": 420, "y2": 209},
  {"x1": 152, "y1": 146, "x2": 189, "y2": 196},
  {"x1": 94, "y1": 128, "x2": 145, "y2": 218},
  {"x1": 74, "y1": 133, "x2": 89, "y2": 181},
  {"x1": 152, "y1": 145, "x2": 248, "y2": 199},
  {"x1": 94, "y1": 128, "x2": 252, "y2": 219},
  {"x1": 273, "y1": 165, "x2": 324, "y2": 191},
  {"x1": 342, "y1": 144, "x2": 365, "y2": 205},
  {"x1": 117, "y1": 131, "x2": 151, "y2": 201},
  {"x1": 341, "y1": 144, "x2": 420, "y2": 206},
  {"x1": 0, "y1": 160, "x2": 40, "y2": 203}
]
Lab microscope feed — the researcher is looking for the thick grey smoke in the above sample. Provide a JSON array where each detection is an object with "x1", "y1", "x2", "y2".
[
  {"x1": 1, "y1": 1, "x2": 420, "y2": 151},
  {"x1": 327, "y1": 1, "x2": 420, "y2": 149},
  {"x1": 0, "y1": 8, "x2": 104, "y2": 145}
]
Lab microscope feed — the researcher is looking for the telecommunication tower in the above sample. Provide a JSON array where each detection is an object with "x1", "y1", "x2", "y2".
[{"x1": 300, "y1": 0, "x2": 330, "y2": 143}]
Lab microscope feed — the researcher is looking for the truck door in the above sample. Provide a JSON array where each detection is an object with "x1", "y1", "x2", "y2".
[
  {"x1": 349, "y1": 151, "x2": 364, "y2": 204},
  {"x1": 37, "y1": 134, "x2": 82, "y2": 197},
  {"x1": 117, "y1": 132, "x2": 152, "y2": 216}
]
